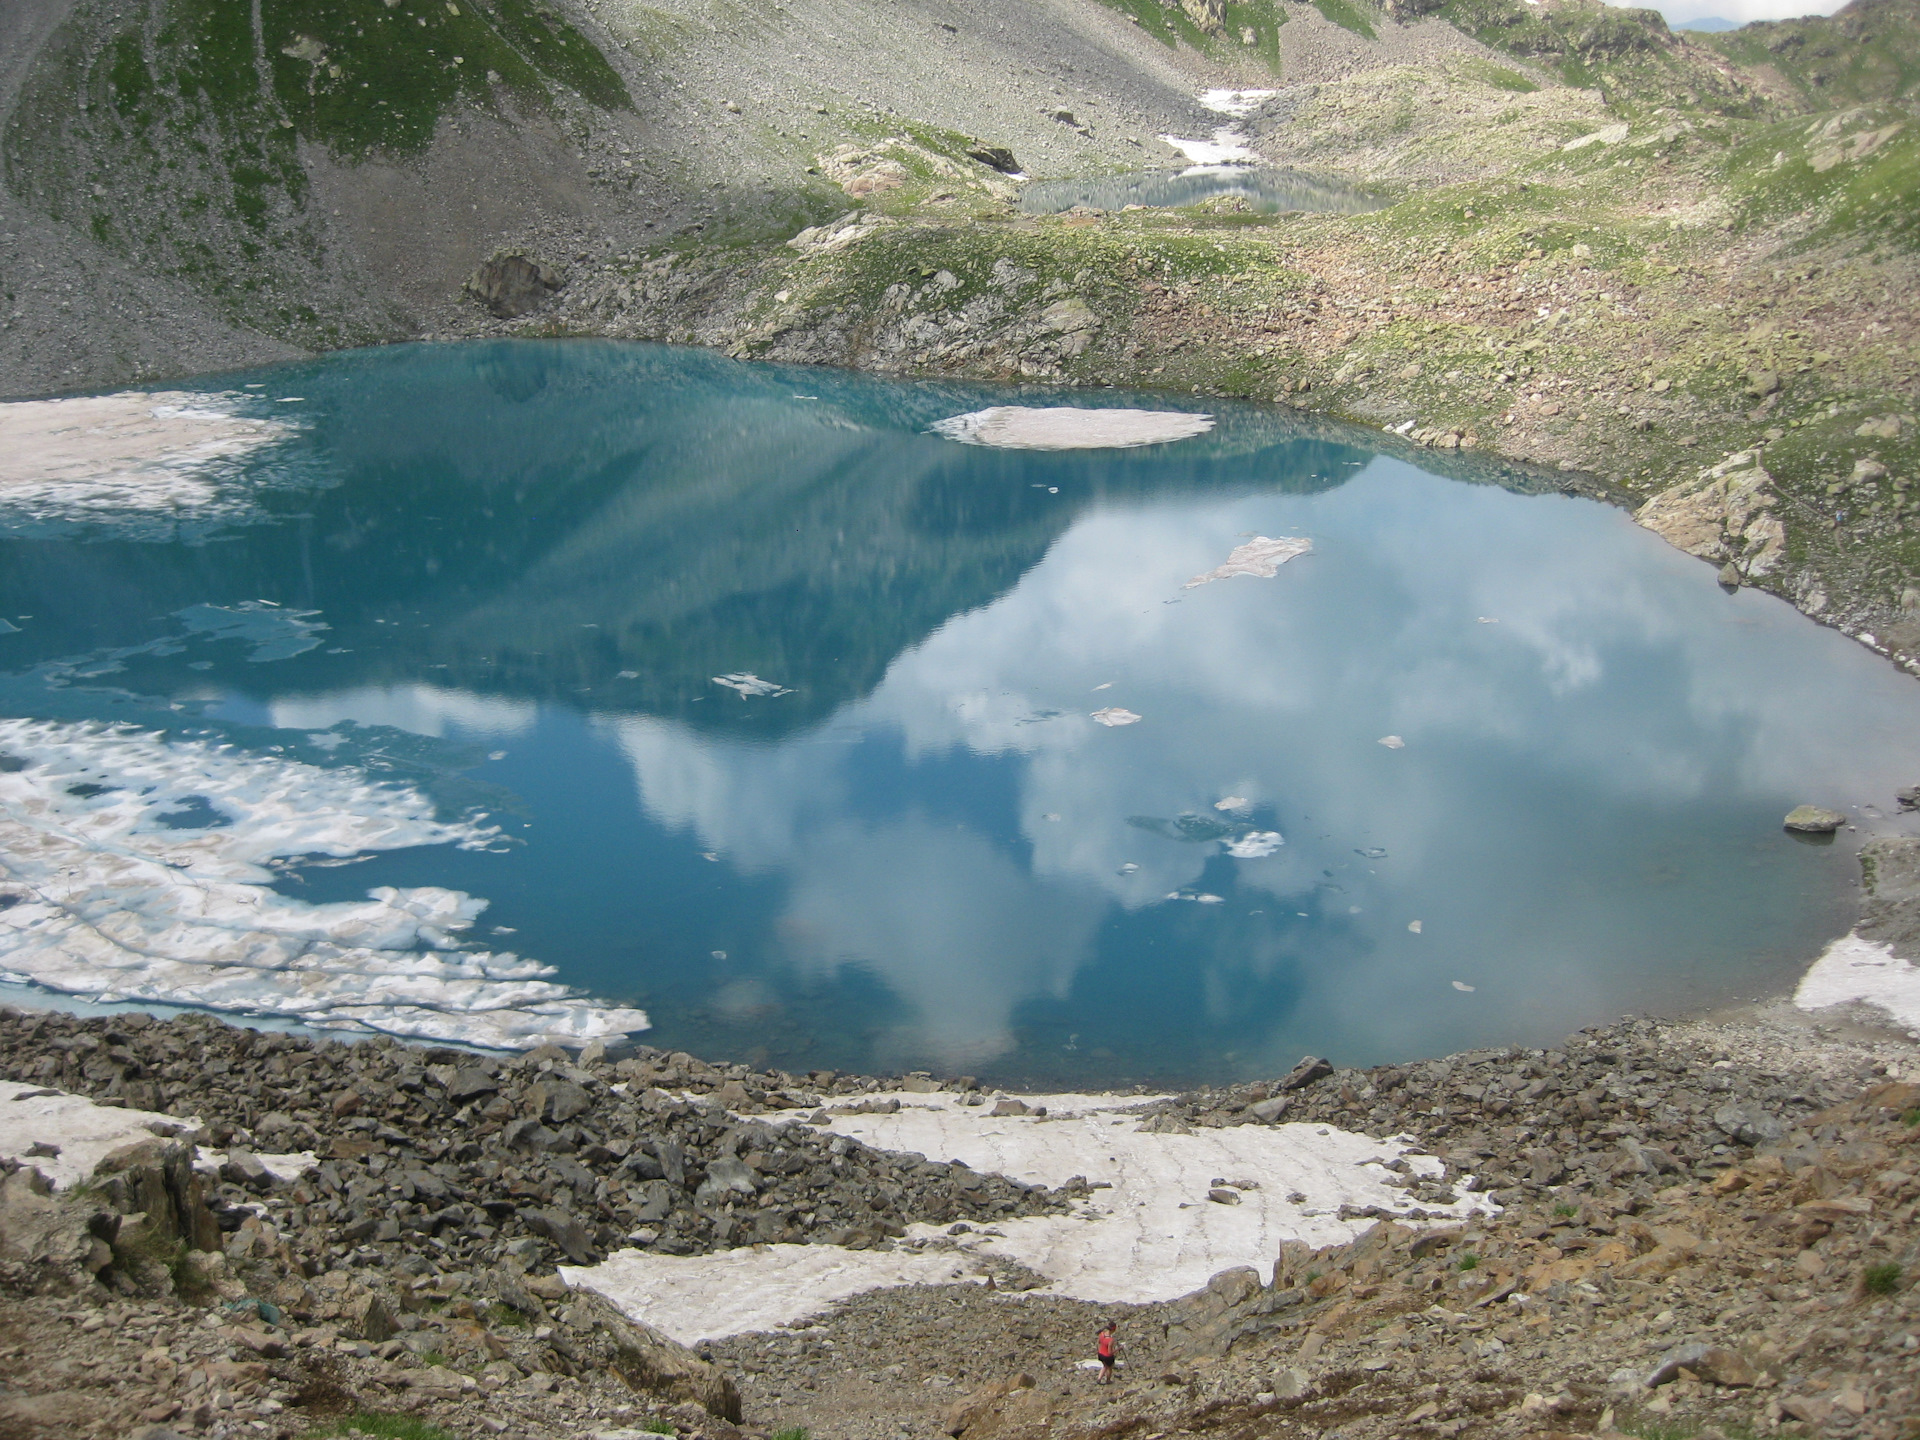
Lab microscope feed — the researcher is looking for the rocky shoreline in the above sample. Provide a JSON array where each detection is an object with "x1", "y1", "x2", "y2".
[{"x1": 1, "y1": 974, "x2": 1915, "y2": 1440}]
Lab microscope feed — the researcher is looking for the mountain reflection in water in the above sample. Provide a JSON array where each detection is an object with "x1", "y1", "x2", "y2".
[{"x1": 2, "y1": 340, "x2": 1916, "y2": 1084}]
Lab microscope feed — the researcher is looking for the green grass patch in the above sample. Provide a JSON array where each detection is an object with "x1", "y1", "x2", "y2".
[
  {"x1": 1456, "y1": 1252, "x2": 1480, "y2": 1271},
  {"x1": 1901, "y1": 1107, "x2": 1920, "y2": 1125},
  {"x1": 772, "y1": 1429, "x2": 810, "y2": 1440},
  {"x1": 640, "y1": 1422, "x2": 675, "y2": 1437},
  {"x1": 314, "y1": 1414, "x2": 459, "y2": 1440},
  {"x1": 1863, "y1": 1261, "x2": 1903, "y2": 1295},
  {"x1": 1312, "y1": 0, "x2": 1377, "y2": 41}
]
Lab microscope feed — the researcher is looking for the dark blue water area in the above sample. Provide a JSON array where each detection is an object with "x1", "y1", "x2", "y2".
[{"x1": 3, "y1": 339, "x2": 1916, "y2": 1086}]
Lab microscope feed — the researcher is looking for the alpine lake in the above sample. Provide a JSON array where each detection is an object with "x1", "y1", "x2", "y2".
[{"x1": 3, "y1": 339, "x2": 1916, "y2": 1087}]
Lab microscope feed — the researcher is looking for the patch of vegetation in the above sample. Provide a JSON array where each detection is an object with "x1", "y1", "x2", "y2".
[
  {"x1": 1863, "y1": 1260, "x2": 1904, "y2": 1294},
  {"x1": 314, "y1": 1414, "x2": 459, "y2": 1440},
  {"x1": 484, "y1": 1302, "x2": 531, "y2": 1328},
  {"x1": 1312, "y1": 0, "x2": 1377, "y2": 42},
  {"x1": 772, "y1": 1428, "x2": 810, "y2": 1440},
  {"x1": 1089, "y1": 0, "x2": 1288, "y2": 73},
  {"x1": 1456, "y1": 1252, "x2": 1480, "y2": 1270},
  {"x1": 1902, "y1": 1107, "x2": 1920, "y2": 1125},
  {"x1": 640, "y1": 1421, "x2": 675, "y2": 1437}
]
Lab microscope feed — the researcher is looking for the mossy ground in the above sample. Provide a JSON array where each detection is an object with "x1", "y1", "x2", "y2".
[{"x1": 563, "y1": 39, "x2": 1917, "y2": 657}]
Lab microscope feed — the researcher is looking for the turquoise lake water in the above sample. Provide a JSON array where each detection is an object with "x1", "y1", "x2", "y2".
[{"x1": 2, "y1": 340, "x2": 1916, "y2": 1085}]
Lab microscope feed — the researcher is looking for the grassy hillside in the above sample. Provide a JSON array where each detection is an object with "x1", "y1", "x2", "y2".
[{"x1": 1705, "y1": 0, "x2": 1920, "y2": 109}]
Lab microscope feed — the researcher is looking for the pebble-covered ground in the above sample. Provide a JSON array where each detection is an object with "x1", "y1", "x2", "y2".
[{"x1": 0, "y1": 998, "x2": 1914, "y2": 1440}]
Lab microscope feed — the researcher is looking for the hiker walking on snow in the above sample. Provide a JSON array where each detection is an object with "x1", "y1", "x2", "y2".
[{"x1": 1096, "y1": 1322, "x2": 1117, "y2": 1383}]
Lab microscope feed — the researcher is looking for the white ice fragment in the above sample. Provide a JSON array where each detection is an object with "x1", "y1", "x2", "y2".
[
  {"x1": 1477, "y1": 616, "x2": 1500, "y2": 624},
  {"x1": 930, "y1": 407, "x2": 1213, "y2": 451},
  {"x1": 0, "y1": 718, "x2": 647, "y2": 1050},
  {"x1": 1167, "y1": 892, "x2": 1224, "y2": 904},
  {"x1": 1092, "y1": 682, "x2": 1113, "y2": 691},
  {"x1": 1409, "y1": 920, "x2": 1424, "y2": 934},
  {"x1": 1090, "y1": 707, "x2": 1142, "y2": 727},
  {"x1": 1215, "y1": 797, "x2": 1250, "y2": 812},
  {"x1": 1378, "y1": 735, "x2": 1406, "y2": 749},
  {"x1": 713, "y1": 673, "x2": 792, "y2": 698},
  {"x1": 1795, "y1": 931, "x2": 1920, "y2": 1032},
  {"x1": 1184, "y1": 535, "x2": 1312, "y2": 589},
  {"x1": 1452, "y1": 980, "x2": 1475, "y2": 992},
  {"x1": 1225, "y1": 831, "x2": 1285, "y2": 858}
]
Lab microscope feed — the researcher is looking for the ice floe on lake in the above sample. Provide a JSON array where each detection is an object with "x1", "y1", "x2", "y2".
[
  {"x1": 0, "y1": 718, "x2": 648, "y2": 1049},
  {"x1": 1089, "y1": 707, "x2": 1142, "y2": 727},
  {"x1": 0, "y1": 390, "x2": 302, "y2": 538},
  {"x1": 1224, "y1": 831, "x2": 1285, "y2": 858},
  {"x1": 931, "y1": 407, "x2": 1214, "y2": 451},
  {"x1": 1795, "y1": 931, "x2": 1920, "y2": 1033},
  {"x1": 713, "y1": 673, "x2": 793, "y2": 698},
  {"x1": 1184, "y1": 535, "x2": 1313, "y2": 588},
  {"x1": 564, "y1": 1091, "x2": 1494, "y2": 1342}
]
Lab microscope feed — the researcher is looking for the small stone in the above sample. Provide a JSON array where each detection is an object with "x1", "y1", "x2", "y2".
[
  {"x1": 1646, "y1": 1342, "x2": 1758, "y2": 1388},
  {"x1": 1783, "y1": 805, "x2": 1846, "y2": 833}
]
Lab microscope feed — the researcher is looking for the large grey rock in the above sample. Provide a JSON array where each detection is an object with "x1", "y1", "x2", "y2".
[
  {"x1": 0, "y1": 1168, "x2": 113, "y2": 1285},
  {"x1": 570, "y1": 1287, "x2": 742, "y2": 1420},
  {"x1": 1713, "y1": 1099, "x2": 1786, "y2": 1147},
  {"x1": 522, "y1": 1206, "x2": 601, "y2": 1264},
  {"x1": 464, "y1": 255, "x2": 563, "y2": 318},
  {"x1": 1161, "y1": 1265, "x2": 1299, "y2": 1357},
  {"x1": 1646, "y1": 1340, "x2": 1759, "y2": 1388},
  {"x1": 1783, "y1": 805, "x2": 1846, "y2": 833},
  {"x1": 530, "y1": 1079, "x2": 592, "y2": 1123},
  {"x1": 694, "y1": 1155, "x2": 758, "y2": 1205},
  {"x1": 1278, "y1": 1055, "x2": 1335, "y2": 1091}
]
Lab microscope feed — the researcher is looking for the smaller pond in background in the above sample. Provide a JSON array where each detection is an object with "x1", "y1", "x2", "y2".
[{"x1": 1019, "y1": 167, "x2": 1383, "y2": 216}]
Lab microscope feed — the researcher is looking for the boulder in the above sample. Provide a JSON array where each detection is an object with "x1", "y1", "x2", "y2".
[
  {"x1": 521, "y1": 1206, "x2": 601, "y2": 1264},
  {"x1": 463, "y1": 255, "x2": 563, "y2": 319},
  {"x1": 570, "y1": 1288, "x2": 742, "y2": 1420},
  {"x1": 1713, "y1": 1099, "x2": 1786, "y2": 1147},
  {"x1": 1784, "y1": 805, "x2": 1847, "y2": 833},
  {"x1": 0, "y1": 1168, "x2": 114, "y2": 1286},
  {"x1": 1278, "y1": 1055, "x2": 1335, "y2": 1091},
  {"x1": 1646, "y1": 1341, "x2": 1758, "y2": 1388},
  {"x1": 1635, "y1": 453, "x2": 1786, "y2": 580},
  {"x1": 944, "y1": 1372, "x2": 1036, "y2": 1437},
  {"x1": 966, "y1": 145, "x2": 1020, "y2": 173}
]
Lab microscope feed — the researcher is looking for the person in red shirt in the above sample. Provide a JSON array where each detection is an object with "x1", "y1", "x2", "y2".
[{"x1": 1096, "y1": 1322, "x2": 1117, "y2": 1383}]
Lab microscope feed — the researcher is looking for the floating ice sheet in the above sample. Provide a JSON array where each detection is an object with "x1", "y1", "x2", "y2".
[
  {"x1": 930, "y1": 407, "x2": 1214, "y2": 451},
  {"x1": 713, "y1": 673, "x2": 792, "y2": 698},
  {"x1": 176, "y1": 601, "x2": 328, "y2": 663},
  {"x1": 0, "y1": 391, "x2": 301, "y2": 538},
  {"x1": 0, "y1": 718, "x2": 648, "y2": 1049},
  {"x1": 1090, "y1": 707, "x2": 1142, "y2": 727},
  {"x1": 1794, "y1": 931, "x2": 1920, "y2": 1033},
  {"x1": 565, "y1": 1091, "x2": 1494, "y2": 1340},
  {"x1": 1184, "y1": 535, "x2": 1313, "y2": 588}
]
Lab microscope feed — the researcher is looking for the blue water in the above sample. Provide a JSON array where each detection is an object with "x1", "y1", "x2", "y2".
[{"x1": 4, "y1": 340, "x2": 1916, "y2": 1085}]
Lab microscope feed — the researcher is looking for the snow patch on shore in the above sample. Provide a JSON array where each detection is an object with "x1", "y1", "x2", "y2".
[
  {"x1": 566, "y1": 1091, "x2": 1493, "y2": 1342},
  {"x1": 1795, "y1": 931, "x2": 1920, "y2": 1032},
  {"x1": 0, "y1": 1079, "x2": 200, "y2": 1189},
  {"x1": 0, "y1": 718, "x2": 648, "y2": 1050},
  {"x1": 931, "y1": 407, "x2": 1213, "y2": 451}
]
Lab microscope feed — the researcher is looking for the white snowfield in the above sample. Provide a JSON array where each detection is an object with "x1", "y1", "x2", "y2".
[
  {"x1": 0, "y1": 718, "x2": 649, "y2": 1050},
  {"x1": 931, "y1": 407, "x2": 1214, "y2": 451},
  {"x1": 0, "y1": 1079, "x2": 315, "y2": 1190},
  {"x1": 0, "y1": 1079, "x2": 201, "y2": 1189},
  {"x1": 565, "y1": 1091, "x2": 1494, "y2": 1345},
  {"x1": 1795, "y1": 931, "x2": 1920, "y2": 1033},
  {"x1": 0, "y1": 391, "x2": 296, "y2": 528}
]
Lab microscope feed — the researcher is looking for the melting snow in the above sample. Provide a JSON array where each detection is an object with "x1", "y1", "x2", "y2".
[
  {"x1": 565, "y1": 1092, "x2": 1494, "y2": 1342},
  {"x1": 1198, "y1": 89, "x2": 1279, "y2": 119},
  {"x1": 713, "y1": 673, "x2": 792, "y2": 698},
  {"x1": 1184, "y1": 535, "x2": 1313, "y2": 588},
  {"x1": 1224, "y1": 831, "x2": 1285, "y2": 858},
  {"x1": 0, "y1": 719, "x2": 648, "y2": 1049},
  {"x1": 1090, "y1": 707, "x2": 1142, "y2": 727},
  {"x1": 1795, "y1": 931, "x2": 1920, "y2": 1033},
  {"x1": 931, "y1": 407, "x2": 1214, "y2": 451}
]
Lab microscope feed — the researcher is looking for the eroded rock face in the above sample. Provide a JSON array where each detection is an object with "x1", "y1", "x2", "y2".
[
  {"x1": 1635, "y1": 452, "x2": 1786, "y2": 580},
  {"x1": 572, "y1": 1287, "x2": 742, "y2": 1420},
  {"x1": 463, "y1": 255, "x2": 563, "y2": 319}
]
